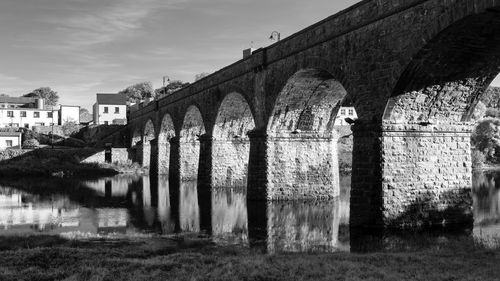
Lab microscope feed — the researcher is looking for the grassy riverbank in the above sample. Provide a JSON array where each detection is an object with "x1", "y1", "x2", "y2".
[
  {"x1": 0, "y1": 235, "x2": 499, "y2": 281},
  {"x1": 0, "y1": 148, "x2": 147, "y2": 177}
]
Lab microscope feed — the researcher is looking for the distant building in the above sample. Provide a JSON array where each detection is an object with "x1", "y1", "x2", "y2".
[
  {"x1": 334, "y1": 106, "x2": 358, "y2": 126},
  {"x1": 93, "y1": 94, "x2": 127, "y2": 125},
  {"x1": 59, "y1": 105, "x2": 80, "y2": 125},
  {"x1": 0, "y1": 131, "x2": 21, "y2": 149},
  {"x1": 0, "y1": 97, "x2": 59, "y2": 129}
]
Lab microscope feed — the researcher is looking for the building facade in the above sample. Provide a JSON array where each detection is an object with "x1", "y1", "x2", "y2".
[
  {"x1": 93, "y1": 94, "x2": 127, "y2": 125},
  {"x1": 59, "y1": 105, "x2": 80, "y2": 125},
  {"x1": 0, "y1": 132, "x2": 21, "y2": 149},
  {"x1": 333, "y1": 107, "x2": 358, "y2": 126},
  {"x1": 0, "y1": 97, "x2": 59, "y2": 129}
]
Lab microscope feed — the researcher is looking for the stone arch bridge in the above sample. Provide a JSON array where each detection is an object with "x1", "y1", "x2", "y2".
[{"x1": 126, "y1": 0, "x2": 500, "y2": 228}]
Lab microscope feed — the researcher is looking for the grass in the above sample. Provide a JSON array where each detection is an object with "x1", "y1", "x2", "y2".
[
  {"x1": 0, "y1": 235, "x2": 499, "y2": 280},
  {"x1": 0, "y1": 148, "x2": 146, "y2": 178}
]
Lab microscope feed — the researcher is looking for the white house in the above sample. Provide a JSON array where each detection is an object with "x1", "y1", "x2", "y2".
[
  {"x1": 59, "y1": 105, "x2": 80, "y2": 125},
  {"x1": 0, "y1": 131, "x2": 21, "y2": 149},
  {"x1": 93, "y1": 94, "x2": 127, "y2": 125},
  {"x1": 334, "y1": 106, "x2": 358, "y2": 126},
  {"x1": 0, "y1": 97, "x2": 59, "y2": 129}
]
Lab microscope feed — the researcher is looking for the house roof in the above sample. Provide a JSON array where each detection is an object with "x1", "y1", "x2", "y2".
[
  {"x1": 0, "y1": 96, "x2": 36, "y2": 104},
  {"x1": 0, "y1": 132, "x2": 21, "y2": 137},
  {"x1": 96, "y1": 93, "x2": 127, "y2": 105}
]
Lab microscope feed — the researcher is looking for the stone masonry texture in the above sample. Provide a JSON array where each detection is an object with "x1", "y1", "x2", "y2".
[{"x1": 126, "y1": 0, "x2": 500, "y2": 228}]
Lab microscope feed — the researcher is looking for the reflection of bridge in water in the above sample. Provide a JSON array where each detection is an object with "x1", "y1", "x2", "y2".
[{"x1": 0, "y1": 172, "x2": 499, "y2": 252}]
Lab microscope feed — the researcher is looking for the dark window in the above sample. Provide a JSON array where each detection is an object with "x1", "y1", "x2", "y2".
[
  {"x1": 47, "y1": 112, "x2": 53, "y2": 118},
  {"x1": 34, "y1": 112, "x2": 40, "y2": 118},
  {"x1": 103, "y1": 107, "x2": 108, "y2": 113},
  {"x1": 348, "y1": 109, "x2": 354, "y2": 115},
  {"x1": 115, "y1": 107, "x2": 119, "y2": 113},
  {"x1": 7, "y1": 111, "x2": 13, "y2": 117},
  {"x1": 24, "y1": 124, "x2": 29, "y2": 128},
  {"x1": 340, "y1": 109, "x2": 346, "y2": 115},
  {"x1": 20, "y1": 111, "x2": 26, "y2": 117},
  {"x1": 104, "y1": 121, "x2": 109, "y2": 125},
  {"x1": 5, "y1": 140, "x2": 12, "y2": 147}
]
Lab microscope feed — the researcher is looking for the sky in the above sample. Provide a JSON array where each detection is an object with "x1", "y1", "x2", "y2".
[{"x1": 0, "y1": 0, "x2": 499, "y2": 110}]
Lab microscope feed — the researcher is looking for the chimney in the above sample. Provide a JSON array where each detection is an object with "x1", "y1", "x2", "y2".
[
  {"x1": 36, "y1": 98, "x2": 44, "y2": 109},
  {"x1": 243, "y1": 48, "x2": 255, "y2": 59}
]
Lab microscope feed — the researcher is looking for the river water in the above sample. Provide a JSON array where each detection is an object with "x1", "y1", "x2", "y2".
[{"x1": 0, "y1": 171, "x2": 498, "y2": 253}]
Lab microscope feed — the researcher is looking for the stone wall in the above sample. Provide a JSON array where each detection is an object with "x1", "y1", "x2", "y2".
[
  {"x1": 380, "y1": 123, "x2": 473, "y2": 228},
  {"x1": 212, "y1": 139, "x2": 250, "y2": 188},
  {"x1": 81, "y1": 148, "x2": 132, "y2": 164},
  {"x1": 266, "y1": 134, "x2": 340, "y2": 200}
]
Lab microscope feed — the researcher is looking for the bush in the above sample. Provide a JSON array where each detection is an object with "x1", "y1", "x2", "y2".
[
  {"x1": 22, "y1": 139, "x2": 39, "y2": 149},
  {"x1": 472, "y1": 150, "x2": 485, "y2": 169},
  {"x1": 62, "y1": 121, "x2": 80, "y2": 136}
]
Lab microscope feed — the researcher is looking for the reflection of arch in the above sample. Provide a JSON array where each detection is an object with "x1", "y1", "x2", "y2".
[
  {"x1": 180, "y1": 105, "x2": 206, "y2": 181},
  {"x1": 157, "y1": 114, "x2": 176, "y2": 175},
  {"x1": 267, "y1": 69, "x2": 348, "y2": 137},
  {"x1": 212, "y1": 92, "x2": 256, "y2": 188},
  {"x1": 384, "y1": 10, "x2": 500, "y2": 124},
  {"x1": 261, "y1": 68, "x2": 348, "y2": 199}
]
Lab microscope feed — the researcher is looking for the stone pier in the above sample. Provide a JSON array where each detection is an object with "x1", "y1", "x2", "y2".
[{"x1": 247, "y1": 130, "x2": 340, "y2": 200}]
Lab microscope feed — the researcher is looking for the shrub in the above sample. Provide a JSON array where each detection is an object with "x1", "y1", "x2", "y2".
[
  {"x1": 22, "y1": 139, "x2": 39, "y2": 149},
  {"x1": 62, "y1": 121, "x2": 80, "y2": 136},
  {"x1": 472, "y1": 150, "x2": 485, "y2": 168}
]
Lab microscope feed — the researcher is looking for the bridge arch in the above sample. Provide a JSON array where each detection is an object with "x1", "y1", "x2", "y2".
[
  {"x1": 157, "y1": 113, "x2": 176, "y2": 175},
  {"x1": 141, "y1": 119, "x2": 155, "y2": 167},
  {"x1": 212, "y1": 92, "x2": 256, "y2": 188},
  {"x1": 378, "y1": 9, "x2": 500, "y2": 227},
  {"x1": 180, "y1": 105, "x2": 206, "y2": 182},
  {"x1": 254, "y1": 68, "x2": 350, "y2": 200}
]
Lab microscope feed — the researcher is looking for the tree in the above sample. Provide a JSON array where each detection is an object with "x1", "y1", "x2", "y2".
[
  {"x1": 79, "y1": 108, "x2": 92, "y2": 123},
  {"x1": 155, "y1": 80, "x2": 190, "y2": 96},
  {"x1": 118, "y1": 82, "x2": 154, "y2": 103},
  {"x1": 194, "y1": 72, "x2": 210, "y2": 81},
  {"x1": 24, "y1": 87, "x2": 59, "y2": 107}
]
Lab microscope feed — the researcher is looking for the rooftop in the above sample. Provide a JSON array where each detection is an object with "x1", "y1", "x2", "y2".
[
  {"x1": 0, "y1": 132, "x2": 21, "y2": 137},
  {"x1": 0, "y1": 96, "x2": 36, "y2": 104},
  {"x1": 96, "y1": 94, "x2": 127, "y2": 105}
]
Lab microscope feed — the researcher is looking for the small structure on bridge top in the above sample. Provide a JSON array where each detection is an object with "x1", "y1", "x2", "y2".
[{"x1": 93, "y1": 93, "x2": 128, "y2": 125}]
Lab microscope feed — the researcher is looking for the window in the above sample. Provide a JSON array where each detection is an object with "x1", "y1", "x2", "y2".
[
  {"x1": 47, "y1": 112, "x2": 53, "y2": 118},
  {"x1": 340, "y1": 109, "x2": 346, "y2": 115},
  {"x1": 115, "y1": 107, "x2": 119, "y2": 114},
  {"x1": 9, "y1": 105, "x2": 14, "y2": 108},
  {"x1": 348, "y1": 109, "x2": 354, "y2": 115},
  {"x1": 20, "y1": 111, "x2": 26, "y2": 117},
  {"x1": 5, "y1": 140, "x2": 12, "y2": 147},
  {"x1": 9, "y1": 123, "x2": 18, "y2": 128},
  {"x1": 104, "y1": 121, "x2": 109, "y2": 125},
  {"x1": 7, "y1": 111, "x2": 13, "y2": 117},
  {"x1": 34, "y1": 112, "x2": 40, "y2": 118},
  {"x1": 103, "y1": 107, "x2": 108, "y2": 113},
  {"x1": 24, "y1": 124, "x2": 29, "y2": 128}
]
